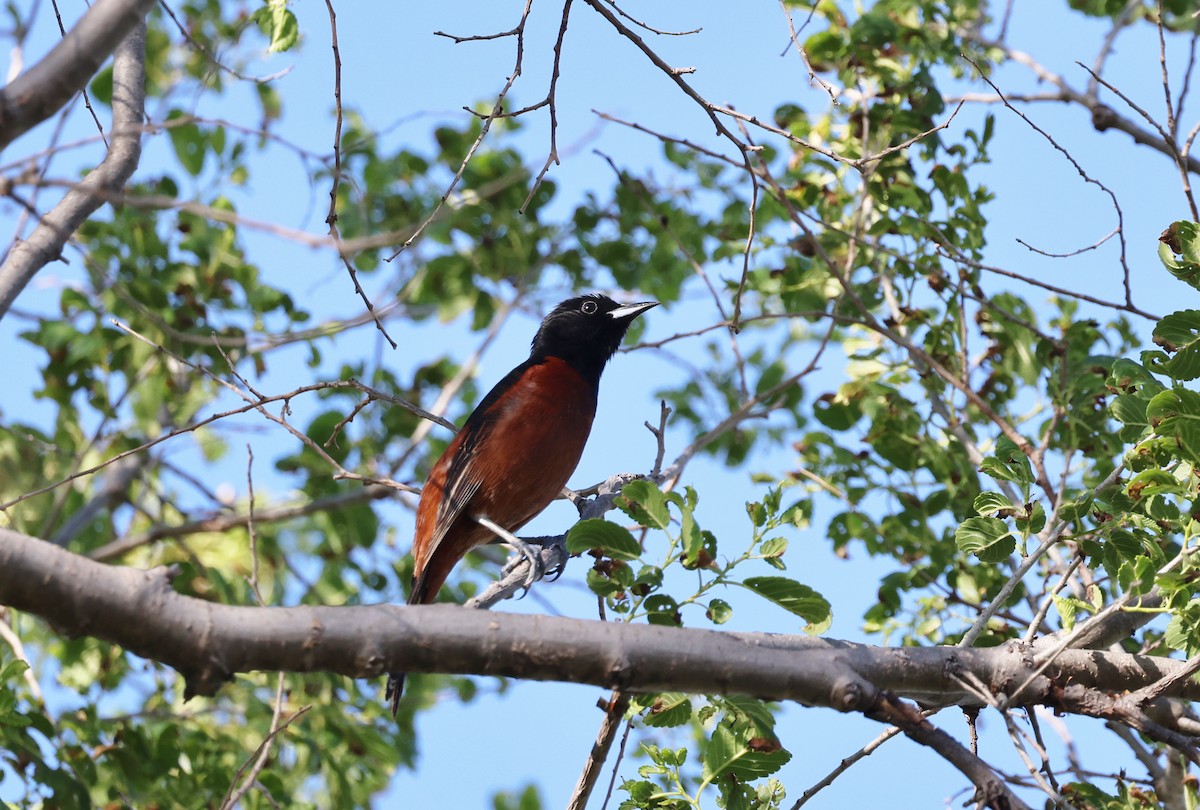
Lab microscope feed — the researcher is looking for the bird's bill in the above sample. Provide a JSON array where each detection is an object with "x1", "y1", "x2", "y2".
[{"x1": 608, "y1": 301, "x2": 659, "y2": 321}]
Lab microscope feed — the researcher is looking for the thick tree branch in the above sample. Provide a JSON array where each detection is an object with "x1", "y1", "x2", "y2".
[
  {"x1": 0, "y1": 0, "x2": 155, "y2": 151},
  {"x1": 3, "y1": 528, "x2": 1200, "y2": 723},
  {"x1": 0, "y1": 18, "x2": 147, "y2": 320}
]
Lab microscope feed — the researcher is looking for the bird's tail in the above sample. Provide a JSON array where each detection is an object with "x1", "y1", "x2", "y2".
[
  {"x1": 385, "y1": 673, "x2": 406, "y2": 717},
  {"x1": 385, "y1": 573, "x2": 433, "y2": 716}
]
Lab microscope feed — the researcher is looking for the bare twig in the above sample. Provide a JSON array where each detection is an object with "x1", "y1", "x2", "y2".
[
  {"x1": 89, "y1": 485, "x2": 393, "y2": 562},
  {"x1": 603, "y1": 0, "x2": 699, "y2": 37},
  {"x1": 567, "y1": 689, "x2": 631, "y2": 810},
  {"x1": 323, "y1": 0, "x2": 396, "y2": 349},
  {"x1": 866, "y1": 694, "x2": 1031, "y2": 810},
  {"x1": 777, "y1": 0, "x2": 837, "y2": 102},
  {"x1": 245, "y1": 446, "x2": 265, "y2": 605},
  {"x1": 1015, "y1": 227, "x2": 1118, "y2": 258},
  {"x1": 934, "y1": 245, "x2": 1157, "y2": 321},
  {"x1": 963, "y1": 54, "x2": 1134, "y2": 310},
  {"x1": 593, "y1": 149, "x2": 749, "y2": 395},
  {"x1": 580, "y1": 0, "x2": 762, "y2": 331},
  {"x1": 520, "y1": 0, "x2": 574, "y2": 213},
  {"x1": 599, "y1": 712, "x2": 634, "y2": 810},
  {"x1": 0, "y1": 321, "x2": 431, "y2": 516},
  {"x1": 959, "y1": 523, "x2": 1070, "y2": 649},
  {"x1": 218, "y1": 678, "x2": 311, "y2": 810},
  {"x1": 791, "y1": 724, "x2": 905, "y2": 808},
  {"x1": 964, "y1": 37, "x2": 1200, "y2": 176},
  {"x1": 1024, "y1": 555, "x2": 1084, "y2": 644},
  {"x1": 645, "y1": 401, "x2": 669, "y2": 479},
  {"x1": 387, "y1": 1, "x2": 536, "y2": 260},
  {"x1": 0, "y1": 0, "x2": 155, "y2": 152},
  {"x1": 0, "y1": 609, "x2": 44, "y2": 702}
]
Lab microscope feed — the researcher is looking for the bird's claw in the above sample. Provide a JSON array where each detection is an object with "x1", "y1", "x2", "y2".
[
  {"x1": 497, "y1": 535, "x2": 569, "y2": 597},
  {"x1": 504, "y1": 538, "x2": 545, "y2": 597},
  {"x1": 543, "y1": 553, "x2": 566, "y2": 582}
]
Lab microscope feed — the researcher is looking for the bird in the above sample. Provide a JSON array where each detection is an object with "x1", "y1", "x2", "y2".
[{"x1": 387, "y1": 293, "x2": 658, "y2": 715}]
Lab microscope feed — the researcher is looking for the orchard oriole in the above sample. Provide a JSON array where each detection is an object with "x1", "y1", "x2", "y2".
[{"x1": 387, "y1": 293, "x2": 657, "y2": 714}]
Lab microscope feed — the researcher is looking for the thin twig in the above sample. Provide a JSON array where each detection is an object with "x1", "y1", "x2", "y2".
[
  {"x1": 89, "y1": 485, "x2": 392, "y2": 562},
  {"x1": 964, "y1": 55, "x2": 1135, "y2": 313},
  {"x1": 388, "y1": 1, "x2": 536, "y2": 260},
  {"x1": 520, "y1": 0, "x2": 573, "y2": 213},
  {"x1": 777, "y1": 0, "x2": 837, "y2": 102},
  {"x1": 645, "y1": 401, "x2": 669, "y2": 479},
  {"x1": 323, "y1": 0, "x2": 396, "y2": 349},
  {"x1": 603, "y1": 0, "x2": 699, "y2": 37},
  {"x1": 245, "y1": 446, "x2": 264, "y2": 606},
  {"x1": 566, "y1": 689, "x2": 631, "y2": 810},
  {"x1": 0, "y1": 610, "x2": 44, "y2": 703},
  {"x1": 49, "y1": 0, "x2": 106, "y2": 146},
  {"x1": 790, "y1": 724, "x2": 905, "y2": 808},
  {"x1": 599, "y1": 715, "x2": 635, "y2": 810},
  {"x1": 218, "y1": 680, "x2": 311, "y2": 810}
]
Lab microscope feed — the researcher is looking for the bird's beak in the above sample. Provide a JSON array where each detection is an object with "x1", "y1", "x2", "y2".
[{"x1": 608, "y1": 301, "x2": 659, "y2": 321}]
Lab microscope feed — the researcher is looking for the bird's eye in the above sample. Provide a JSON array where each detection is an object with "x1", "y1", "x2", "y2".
[{"x1": 580, "y1": 300, "x2": 598, "y2": 314}]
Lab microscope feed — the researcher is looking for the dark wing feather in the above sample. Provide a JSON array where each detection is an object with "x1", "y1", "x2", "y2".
[{"x1": 409, "y1": 359, "x2": 537, "y2": 601}]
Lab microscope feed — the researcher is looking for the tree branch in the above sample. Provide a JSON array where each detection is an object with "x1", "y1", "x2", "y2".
[
  {"x1": 0, "y1": 16, "x2": 148, "y2": 320},
  {"x1": 0, "y1": 0, "x2": 155, "y2": 151},
  {"x1": 3, "y1": 527, "x2": 1200, "y2": 720},
  {"x1": 867, "y1": 695, "x2": 1031, "y2": 810}
]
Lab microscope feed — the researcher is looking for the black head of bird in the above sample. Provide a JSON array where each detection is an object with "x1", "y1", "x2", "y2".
[{"x1": 529, "y1": 294, "x2": 658, "y2": 384}]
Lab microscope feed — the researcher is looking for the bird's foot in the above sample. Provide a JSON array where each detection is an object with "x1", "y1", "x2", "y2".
[
  {"x1": 503, "y1": 536, "x2": 546, "y2": 593},
  {"x1": 495, "y1": 536, "x2": 569, "y2": 596},
  {"x1": 474, "y1": 515, "x2": 553, "y2": 595},
  {"x1": 520, "y1": 534, "x2": 568, "y2": 581}
]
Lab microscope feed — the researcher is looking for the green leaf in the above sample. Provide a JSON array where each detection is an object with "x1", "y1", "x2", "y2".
[
  {"x1": 759, "y1": 537, "x2": 788, "y2": 559},
  {"x1": 973, "y1": 491, "x2": 1014, "y2": 516},
  {"x1": 0, "y1": 660, "x2": 29, "y2": 682},
  {"x1": 706, "y1": 598, "x2": 733, "y2": 625},
  {"x1": 738, "y1": 576, "x2": 831, "y2": 634},
  {"x1": 1052, "y1": 594, "x2": 1076, "y2": 630},
  {"x1": 1146, "y1": 388, "x2": 1200, "y2": 463},
  {"x1": 1152, "y1": 310, "x2": 1200, "y2": 380},
  {"x1": 1127, "y1": 469, "x2": 1184, "y2": 500},
  {"x1": 644, "y1": 594, "x2": 681, "y2": 626},
  {"x1": 680, "y1": 503, "x2": 705, "y2": 567},
  {"x1": 702, "y1": 719, "x2": 792, "y2": 784},
  {"x1": 1164, "y1": 608, "x2": 1197, "y2": 655},
  {"x1": 978, "y1": 437, "x2": 1033, "y2": 484},
  {"x1": 166, "y1": 111, "x2": 206, "y2": 176},
  {"x1": 954, "y1": 517, "x2": 1015, "y2": 563},
  {"x1": 683, "y1": 529, "x2": 718, "y2": 570},
  {"x1": 567, "y1": 519, "x2": 642, "y2": 560},
  {"x1": 631, "y1": 565, "x2": 663, "y2": 595},
  {"x1": 617, "y1": 479, "x2": 671, "y2": 530},
  {"x1": 1109, "y1": 393, "x2": 1149, "y2": 430},
  {"x1": 1108, "y1": 357, "x2": 1164, "y2": 396},
  {"x1": 1158, "y1": 221, "x2": 1200, "y2": 290},
  {"x1": 253, "y1": 0, "x2": 299, "y2": 52},
  {"x1": 1015, "y1": 501, "x2": 1046, "y2": 534},
  {"x1": 585, "y1": 563, "x2": 633, "y2": 597},
  {"x1": 639, "y1": 693, "x2": 693, "y2": 728}
]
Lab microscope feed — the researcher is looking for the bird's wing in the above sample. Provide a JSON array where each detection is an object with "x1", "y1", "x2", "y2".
[
  {"x1": 411, "y1": 360, "x2": 533, "y2": 582},
  {"x1": 430, "y1": 441, "x2": 483, "y2": 546},
  {"x1": 430, "y1": 359, "x2": 533, "y2": 541}
]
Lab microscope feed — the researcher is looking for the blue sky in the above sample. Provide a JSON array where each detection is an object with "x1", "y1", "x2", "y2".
[{"x1": 2, "y1": 1, "x2": 1198, "y2": 808}]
